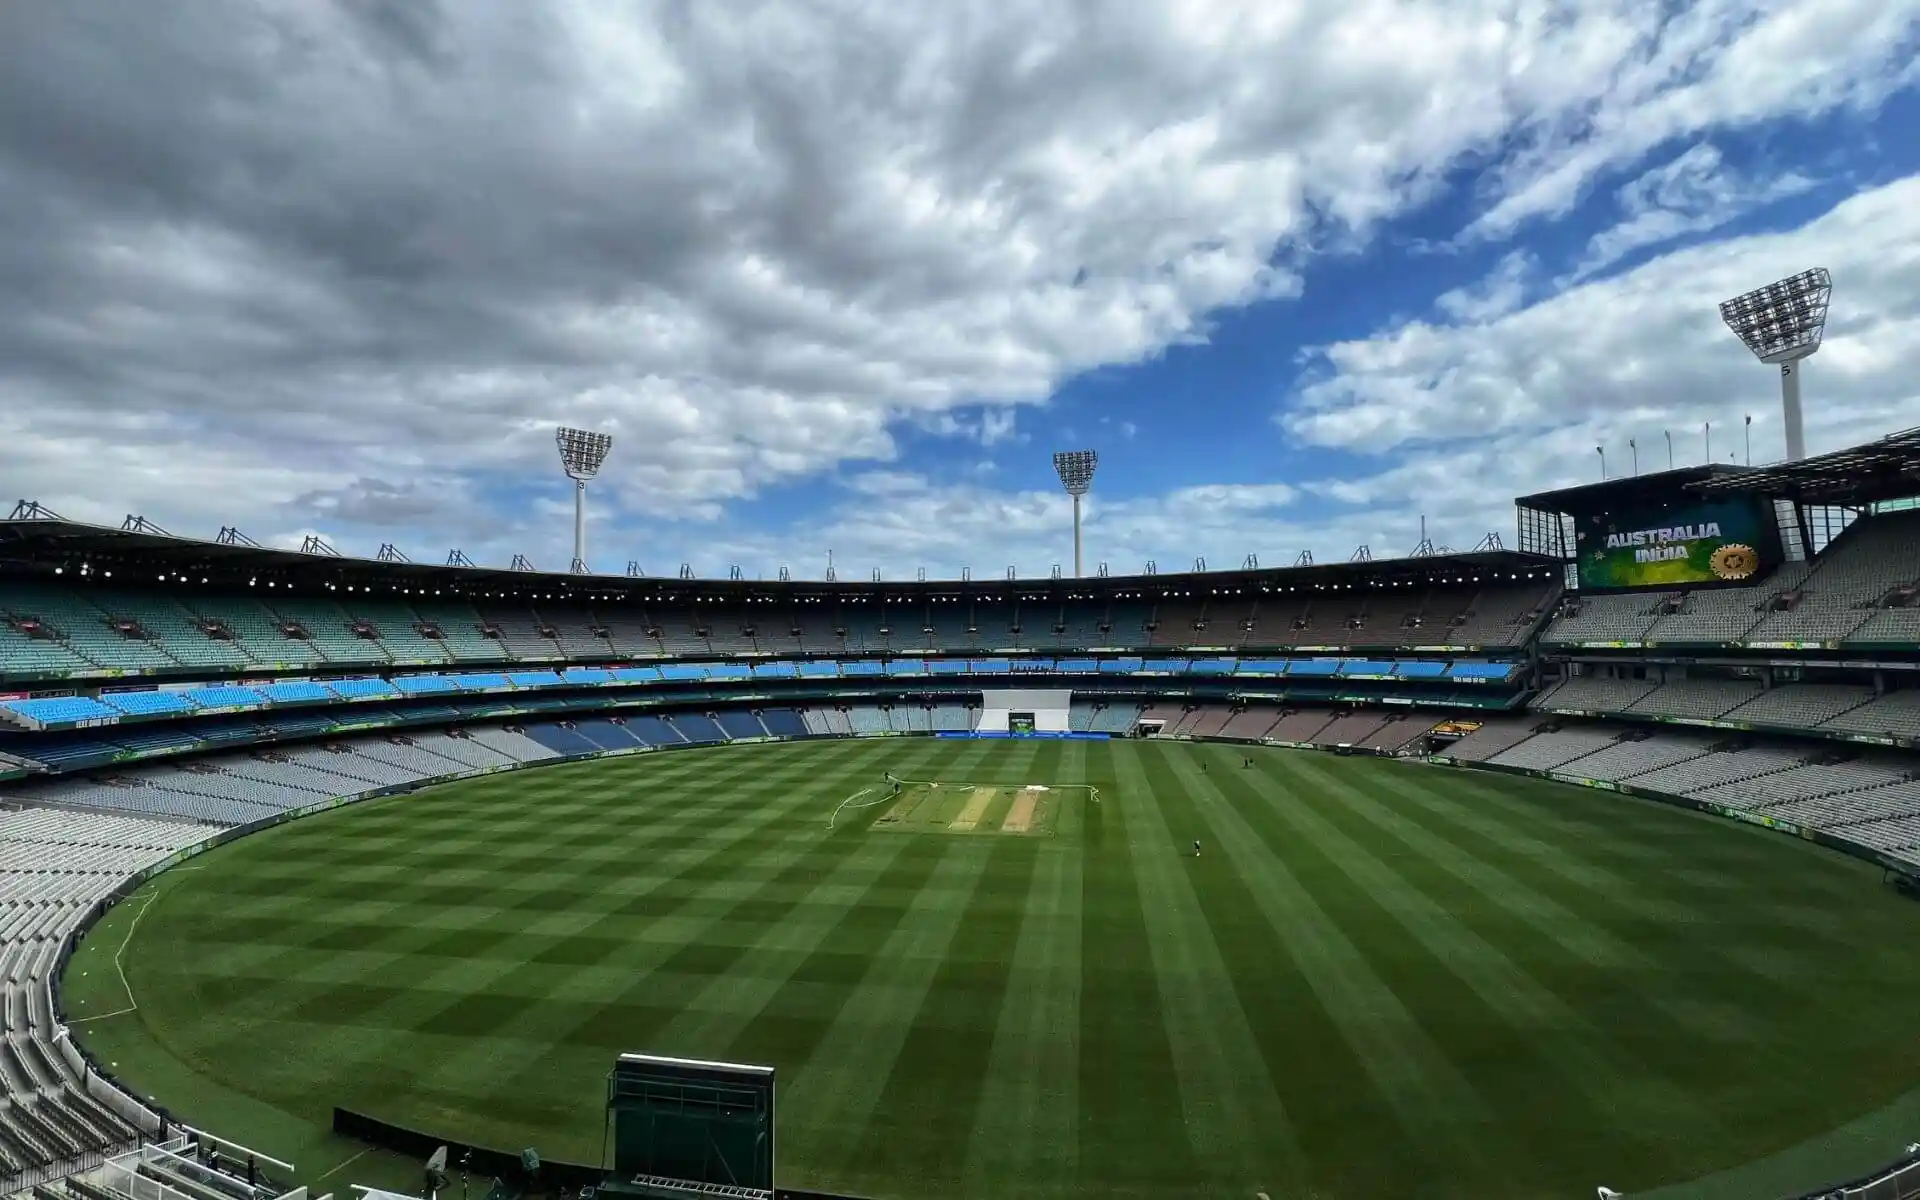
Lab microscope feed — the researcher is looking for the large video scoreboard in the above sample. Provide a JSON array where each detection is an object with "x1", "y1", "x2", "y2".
[{"x1": 1574, "y1": 496, "x2": 1780, "y2": 593}]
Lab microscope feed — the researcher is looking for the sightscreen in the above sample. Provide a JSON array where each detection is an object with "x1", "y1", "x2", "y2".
[{"x1": 1575, "y1": 497, "x2": 1780, "y2": 592}]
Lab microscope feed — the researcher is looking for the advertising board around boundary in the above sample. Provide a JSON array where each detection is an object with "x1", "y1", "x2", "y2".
[{"x1": 1574, "y1": 496, "x2": 1781, "y2": 593}]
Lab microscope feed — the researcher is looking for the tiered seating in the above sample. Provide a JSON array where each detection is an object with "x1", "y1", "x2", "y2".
[
  {"x1": 1829, "y1": 809, "x2": 1920, "y2": 867},
  {"x1": 1444, "y1": 585, "x2": 1556, "y2": 648},
  {"x1": 1624, "y1": 678, "x2": 1761, "y2": 720},
  {"x1": 1745, "y1": 511, "x2": 1920, "y2": 644},
  {"x1": 180, "y1": 596, "x2": 326, "y2": 668},
  {"x1": 1183, "y1": 706, "x2": 1236, "y2": 738},
  {"x1": 1489, "y1": 728, "x2": 1622, "y2": 771},
  {"x1": 350, "y1": 737, "x2": 464, "y2": 778},
  {"x1": 255, "y1": 600, "x2": 387, "y2": 666},
  {"x1": 3, "y1": 588, "x2": 181, "y2": 675},
  {"x1": 84, "y1": 590, "x2": 255, "y2": 671},
  {"x1": 0, "y1": 697, "x2": 118, "y2": 727},
  {"x1": 413, "y1": 730, "x2": 519, "y2": 769},
  {"x1": 531, "y1": 609, "x2": 614, "y2": 659},
  {"x1": 669, "y1": 715, "x2": 726, "y2": 744},
  {"x1": 1541, "y1": 593, "x2": 1666, "y2": 646},
  {"x1": 1070, "y1": 702, "x2": 1140, "y2": 734},
  {"x1": 96, "y1": 690, "x2": 194, "y2": 718},
  {"x1": 334, "y1": 600, "x2": 455, "y2": 664},
  {"x1": 1352, "y1": 713, "x2": 1435, "y2": 752},
  {"x1": 1629, "y1": 744, "x2": 1812, "y2": 795},
  {"x1": 318, "y1": 678, "x2": 398, "y2": 705},
  {"x1": 1264, "y1": 709, "x2": 1337, "y2": 743},
  {"x1": 1534, "y1": 676, "x2": 1657, "y2": 712},
  {"x1": 1554, "y1": 733, "x2": 1714, "y2": 781},
  {"x1": 846, "y1": 706, "x2": 889, "y2": 735},
  {"x1": 928, "y1": 703, "x2": 973, "y2": 731},
  {"x1": 474, "y1": 607, "x2": 567, "y2": 661},
  {"x1": 465, "y1": 726, "x2": 562, "y2": 762},
  {"x1": 759, "y1": 709, "x2": 808, "y2": 737},
  {"x1": 1693, "y1": 756, "x2": 1913, "y2": 810},
  {"x1": 1217, "y1": 708, "x2": 1279, "y2": 740},
  {"x1": 714, "y1": 712, "x2": 764, "y2": 740},
  {"x1": 0, "y1": 808, "x2": 198, "y2": 1163},
  {"x1": 1637, "y1": 568, "x2": 1811, "y2": 644},
  {"x1": 1311, "y1": 710, "x2": 1393, "y2": 747},
  {"x1": 1824, "y1": 690, "x2": 1920, "y2": 740},
  {"x1": 1725, "y1": 684, "x2": 1876, "y2": 729},
  {"x1": 408, "y1": 603, "x2": 505, "y2": 661},
  {"x1": 1849, "y1": 605, "x2": 1920, "y2": 645}
]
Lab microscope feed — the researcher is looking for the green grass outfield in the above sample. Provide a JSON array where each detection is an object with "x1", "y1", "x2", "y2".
[{"x1": 62, "y1": 737, "x2": 1920, "y2": 1200}]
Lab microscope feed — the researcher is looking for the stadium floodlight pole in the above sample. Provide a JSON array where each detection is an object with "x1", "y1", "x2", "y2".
[
  {"x1": 1052, "y1": 450, "x2": 1099, "y2": 577},
  {"x1": 1629, "y1": 437, "x2": 1638, "y2": 476},
  {"x1": 555, "y1": 427, "x2": 614, "y2": 573},
  {"x1": 1718, "y1": 267, "x2": 1831, "y2": 463},
  {"x1": 1664, "y1": 429, "x2": 1673, "y2": 471},
  {"x1": 1744, "y1": 414, "x2": 1752, "y2": 466},
  {"x1": 1595, "y1": 444, "x2": 1606, "y2": 480}
]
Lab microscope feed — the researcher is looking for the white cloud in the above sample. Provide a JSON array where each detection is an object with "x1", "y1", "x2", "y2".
[
  {"x1": 1436, "y1": 251, "x2": 1537, "y2": 322},
  {"x1": 0, "y1": 0, "x2": 1915, "y2": 576},
  {"x1": 1463, "y1": 0, "x2": 1920, "y2": 242},
  {"x1": 1284, "y1": 174, "x2": 1920, "y2": 520},
  {"x1": 1569, "y1": 142, "x2": 1817, "y2": 279}
]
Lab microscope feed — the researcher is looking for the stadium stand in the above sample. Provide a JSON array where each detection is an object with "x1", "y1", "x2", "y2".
[{"x1": 3, "y1": 427, "x2": 1920, "y2": 1197}]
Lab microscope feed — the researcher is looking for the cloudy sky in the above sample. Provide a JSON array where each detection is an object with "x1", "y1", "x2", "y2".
[{"x1": 2, "y1": 1, "x2": 1917, "y2": 581}]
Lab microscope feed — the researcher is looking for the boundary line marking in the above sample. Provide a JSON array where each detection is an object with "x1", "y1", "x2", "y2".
[
  {"x1": 314, "y1": 1147, "x2": 371, "y2": 1182},
  {"x1": 69, "y1": 867, "x2": 203, "y2": 1025}
]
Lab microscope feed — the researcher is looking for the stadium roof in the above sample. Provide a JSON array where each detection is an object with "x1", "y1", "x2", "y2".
[
  {"x1": 1517, "y1": 426, "x2": 1920, "y2": 515},
  {"x1": 1513, "y1": 465, "x2": 1756, "y2": 518},
  {"x1": 0, "y1": 511, "x2": 1561, "y2": 599},
  {"x1": 1690, "y1": 425, "x2": 1920, "y2": 506}
]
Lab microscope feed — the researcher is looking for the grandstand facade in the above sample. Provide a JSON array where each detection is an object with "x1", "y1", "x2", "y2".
[{"x1": 2, "y1": 425, "x2": 1919, "y2": 1198}]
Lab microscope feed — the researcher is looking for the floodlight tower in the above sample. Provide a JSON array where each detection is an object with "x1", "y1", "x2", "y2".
[
  {"x1": 1718, "y1": 267, "x2": 1831, "y2": 463},
  {"x1": 1052, "y1": 450, "x2": 1098, "y2": 577},
  {"x1": 555, "y1": 427, "x2": 614, "y2": 573}
]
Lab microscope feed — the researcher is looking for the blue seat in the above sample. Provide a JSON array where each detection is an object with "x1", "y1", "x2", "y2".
[
  {"x1": 0, "y1": 696, "x2": 118, "y2": 725},
  {"x1": 759, "y1": 709, "x2": 807, "y2": 736},
  {"x1": 327, "y1": 677, "x2": 400, "y2": 699},
  {"x1": 260, "y1": 681, "x2": 334, "y2": 703},
  {"x1": 1338, "y1": 661, "x2": 1396, "y2": 679},
  {"x1": 182, "y1": 685, "x2": 267, "y2": 710},
  {"x1": 715, "y1": 712, "x2": 763, "y2": 739},
  {"x1": 1234, "y1": 659, "x2": 1289, "y2": 676},
  {"x1": 100, "y1": 690, "x2": 196, "y2": 717}
]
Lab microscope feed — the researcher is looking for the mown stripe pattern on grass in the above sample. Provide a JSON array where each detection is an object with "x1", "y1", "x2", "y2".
[{"x1": 62, "y1": 738, "x2": 1920, "y2": 1200}]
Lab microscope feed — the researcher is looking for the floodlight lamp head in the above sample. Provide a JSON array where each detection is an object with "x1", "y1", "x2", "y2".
[
  {"x1": 556, "y1": 427, "x2": 614, "y2": 481},
  {"x1": 1052, "y1": 449, "x2": 1098, "y2": 496},
  {"x1": 1718, "y1": 267, "x2": 1831, "y2": 364}
]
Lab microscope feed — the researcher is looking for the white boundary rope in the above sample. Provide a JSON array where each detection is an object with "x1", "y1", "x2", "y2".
[
  {"x1": 828, "y1": 787, "x2": 893, "y2": 829},
  {"x1": 69, "y1": 866, "x2": 204, "y2": 1025}
]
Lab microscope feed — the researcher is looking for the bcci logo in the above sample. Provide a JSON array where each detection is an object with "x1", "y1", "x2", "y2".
[{"x1": 1710, "y1": 543, "x2": 1760, "y2": 580}]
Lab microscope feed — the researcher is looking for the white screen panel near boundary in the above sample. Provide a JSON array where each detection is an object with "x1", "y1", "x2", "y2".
[{"x1": 978, "y1": 688, "x2": 1072, "y2": 732}]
